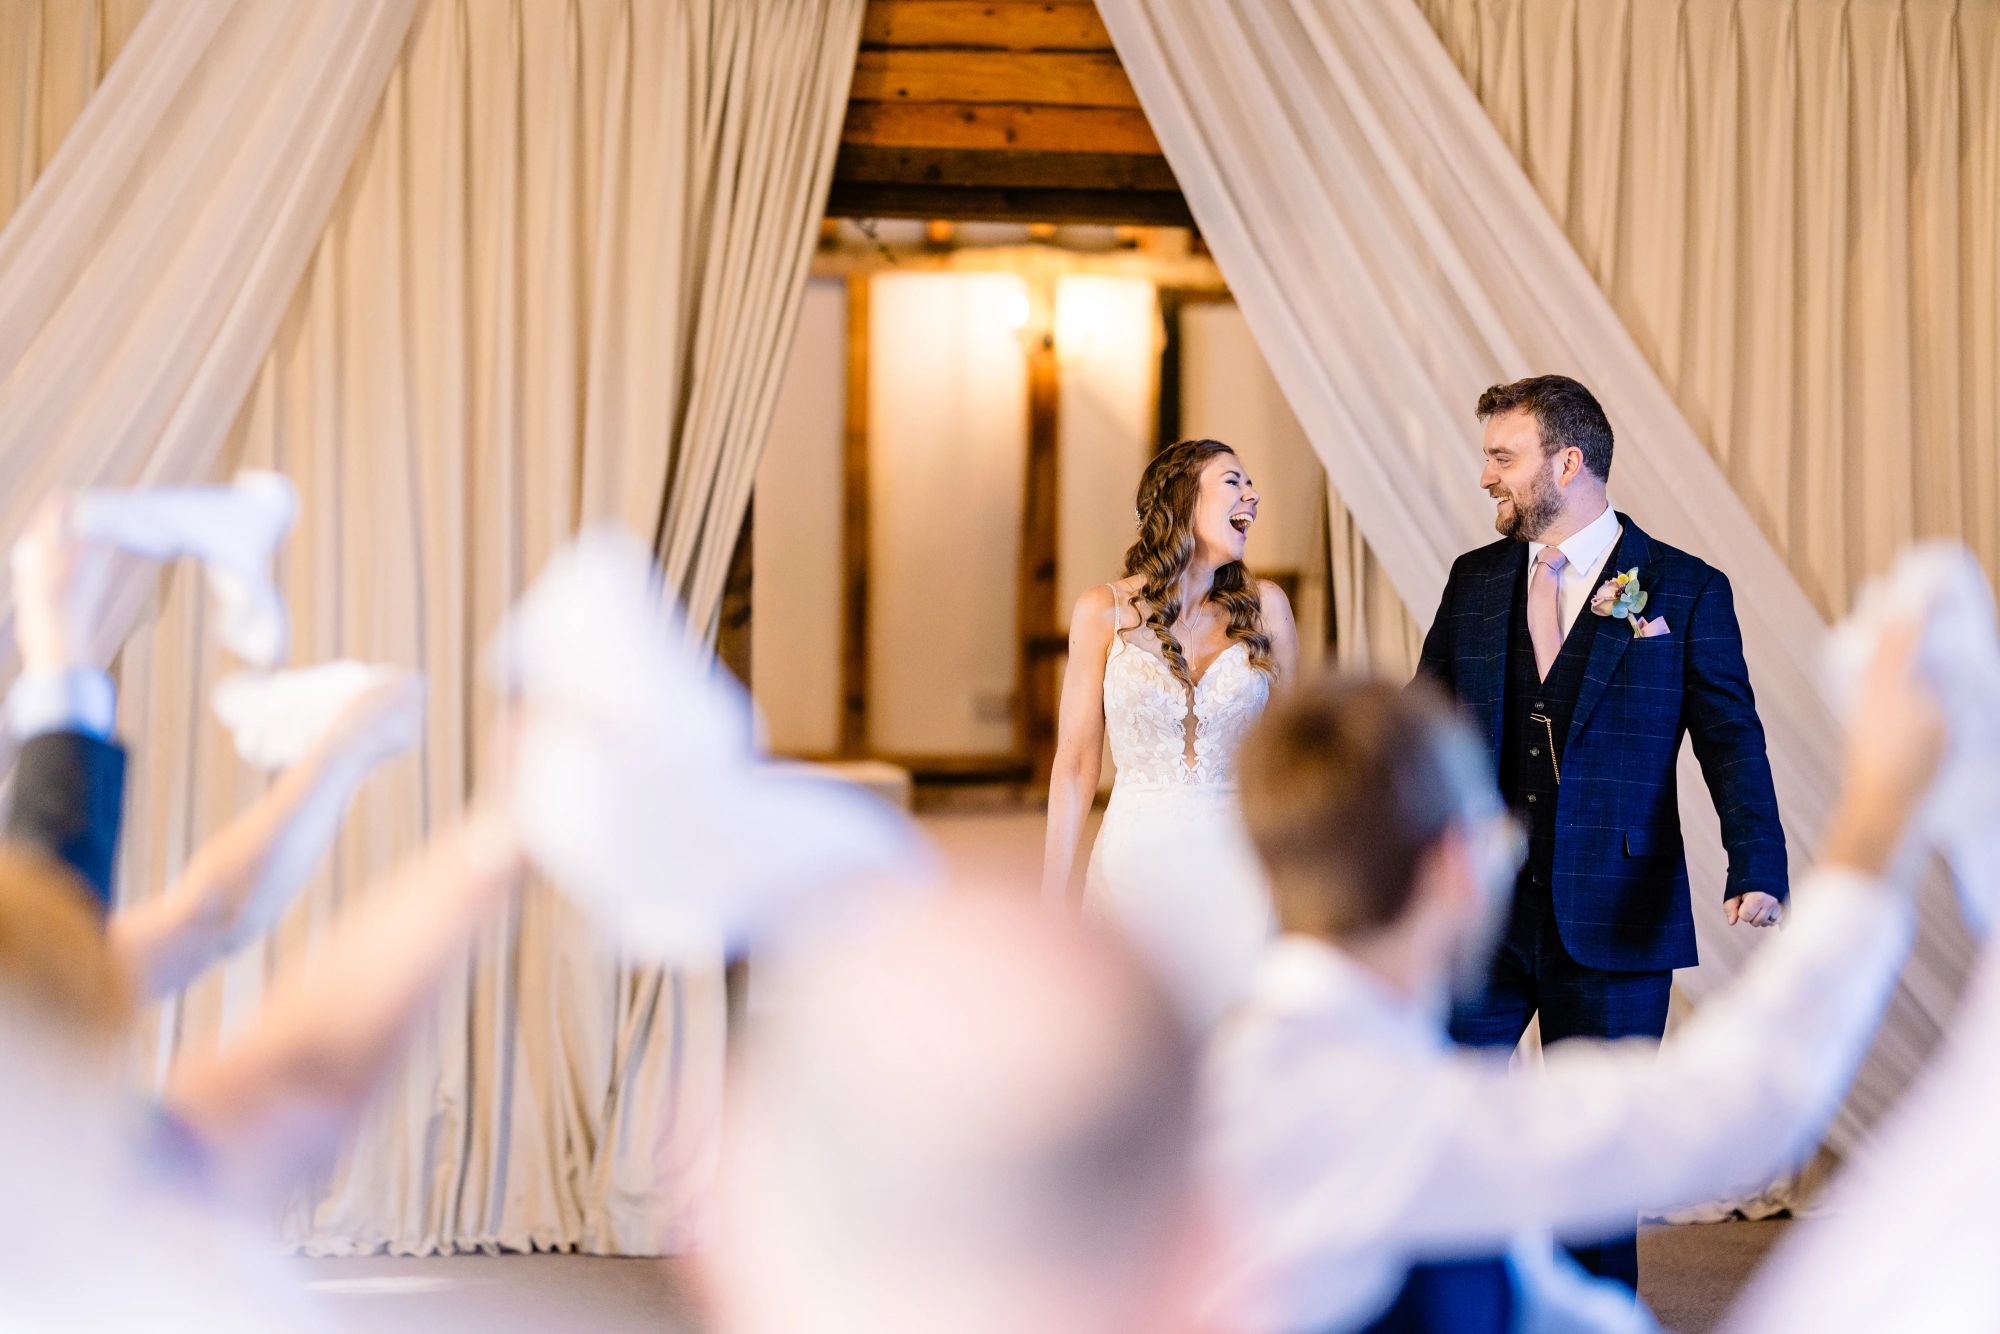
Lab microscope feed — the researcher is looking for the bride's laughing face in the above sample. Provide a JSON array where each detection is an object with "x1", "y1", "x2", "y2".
[{"x1": 1193, "y1": 452, "x2": 1258, "y2": 565}]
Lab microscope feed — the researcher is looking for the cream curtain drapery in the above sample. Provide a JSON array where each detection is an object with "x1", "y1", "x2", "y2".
[
  {"x1": 0, "y1": 0, "x2": 866, "y2": 1252},
  {"x1": 0, "y1": 0, "x2": 421, "y2": 676},
  {"x1": 1336, "y1": 0, "x2": 2000, "y2": 667},
  {"x1": 1095, "y1": 0, "x2": 1996, "y2": 1162}
]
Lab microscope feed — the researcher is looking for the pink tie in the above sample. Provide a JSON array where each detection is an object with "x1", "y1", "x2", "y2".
[{"x1": 1529, "y1": 549, "x2": 1568, "y2": 680}]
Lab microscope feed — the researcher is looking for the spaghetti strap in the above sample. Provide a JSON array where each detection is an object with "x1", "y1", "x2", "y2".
[{"x1": 1104, "y1": 583, "x2": 1128, "y2": 656}]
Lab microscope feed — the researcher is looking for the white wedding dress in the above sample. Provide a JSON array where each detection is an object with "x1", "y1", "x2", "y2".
[{"x1": 1085, "y1": 594, "x2": 1276, "y2": 1027}]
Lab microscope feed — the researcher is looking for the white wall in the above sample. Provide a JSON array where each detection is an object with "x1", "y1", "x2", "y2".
[
  {"x1": 749, "y1": 280, "x2": 1324, "y2": 767},
  {"x1": 1055, "y1": 274, "x2": 1159, "y2": 614},
  {"x1": 866, "y1": 271, "x2": 1030, "y2": 758},
  {"x1": 751, "y1": 279, "x2": 847, "y2": 755},
  {"x1": 1180, "y1": 301, "x2": 1322, "y2": 581}
]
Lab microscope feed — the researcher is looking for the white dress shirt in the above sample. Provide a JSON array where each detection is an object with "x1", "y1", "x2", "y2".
[
  {"x1": 5, "y1": 668, "x2": 116, "y2": 742},
  {"x1": 1199, "y1": 868, "x2": 1915, "y2": 1334},
  {"x1": 1527, "y1": 502, "x2": 1623, "y2": 637}
]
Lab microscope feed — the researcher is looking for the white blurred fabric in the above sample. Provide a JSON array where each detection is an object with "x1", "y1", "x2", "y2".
[
  {"x1": 1723, "y1": 944, "x2": 2000, "y2": 1333},
  {"x1": 72, "y1": 470, "x2": 298, "y2": 666},
  {"x1": 490, "y1": 526, "x2": 930, "y2": 962},
  {"x1": 1095, "y1": 0, "x2": 1989, "y2": 1171},
  {"x1": 1827, "y1": 546, "x2": 2000, "y2": 936},
  {"x1": 212, "y1": 661, "x2": 415, "y2": 770}
]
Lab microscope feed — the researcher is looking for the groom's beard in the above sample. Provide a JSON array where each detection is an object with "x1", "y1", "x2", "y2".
[{"x1": 1494, "y1": 467, "x2": 1563, "y2": 541}]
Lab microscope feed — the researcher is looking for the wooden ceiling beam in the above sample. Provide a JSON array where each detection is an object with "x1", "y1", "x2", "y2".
[
  {"x1": 825, "y1": 181, "x2": 1192, "y2": 227},
  {"x1": 851, "y1": 48, "x2": 1141, "y2": 108},
  {"x1": 861, "y1": 0, "x2": 1113, "y2": 51},
  {"x1": 834, "y1": 144, "x2": 1179, "y2": 192},
  {"x1": 841, "y1": 101, "x2": 1161, "y2": 155}
]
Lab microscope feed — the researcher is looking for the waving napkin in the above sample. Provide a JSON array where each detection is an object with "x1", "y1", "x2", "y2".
[
  {"x1": 213, "y1": 661, "x2": 422, "y2": 771},
  {"x1": 70, "y1": 470, "x2": 297, "y2": 667},
  {"x1": 1826, "y1": 544, "x2": 2000, "y2": 934},
  {"x1": 489, "y1": 525, "x2": 932, "y2": 961}
]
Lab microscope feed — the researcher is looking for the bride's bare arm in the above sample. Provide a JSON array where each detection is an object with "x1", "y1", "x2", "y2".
[
  {"x1": 1260, "y1": 581, "x2": 1300, "y2": 685},
  {"x1": 1040, "y1": 586, "x2": 1117, "y2": 907}
]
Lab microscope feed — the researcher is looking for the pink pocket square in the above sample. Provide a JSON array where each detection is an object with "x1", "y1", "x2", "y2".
[{"x1": 1633, "y1": 616, "x2": 1671, "y2": 638}]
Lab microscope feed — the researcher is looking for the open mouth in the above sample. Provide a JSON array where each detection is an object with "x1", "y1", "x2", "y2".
[{"x1": 1229, "y1": 514, "x2": 1253, "y2": 534}]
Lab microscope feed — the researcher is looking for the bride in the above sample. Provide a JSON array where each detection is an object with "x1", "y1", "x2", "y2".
[{"x1": 1041, "y1": 438, "x2": 1297, "y2": 1025}]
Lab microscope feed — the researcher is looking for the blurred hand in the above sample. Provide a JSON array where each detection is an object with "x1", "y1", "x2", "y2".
[
  {"x1": 321, "y1": 671, "x2": 425, "y2": 767},
  {"x1": 1726, "y1": 890, "x2": 1784, "y2": 928},
  {"x1": 10, "y1": 496, "x2": 112, "y2": 675},
  {"x1": 1823, "y1": 616, "x2": 1946, "y2": 878}
]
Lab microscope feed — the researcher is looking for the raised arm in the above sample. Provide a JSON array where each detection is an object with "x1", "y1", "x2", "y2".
[
  {"x1": 109, "y1": 673, "x2": 423, "y2": 997},
  {"x1": 1040, "y1": 586, "x2": 1117, "y2": 907},
  {"x1": 162, "y1": 804, "x2": 522, "y2": 1205},
  {"x1": 1340, "y1": 621, "x2": 1941, "y2": 1252},
  {"x1": 5, "y1": 497, "x2": 125, "y2": 909}
]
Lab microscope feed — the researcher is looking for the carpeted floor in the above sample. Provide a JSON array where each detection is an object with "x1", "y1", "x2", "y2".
[
  {"x1": 1639, "y1": 1218, "x2": 1792, "y2": 1331},
  {"x1": 293, "y1": 1219, "x2": 1792, "y2": 1332}
]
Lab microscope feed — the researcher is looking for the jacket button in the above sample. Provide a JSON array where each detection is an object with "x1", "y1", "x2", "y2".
[
  {"x1": 1526, "y1": 794, "x2": 1538, "y2": 804},
  {"x1": 1529, "y1": 747, "x2": 1541, "y2": 757},
  {"x1": 1534, "y1": 701, "x2": 1546, "y2": 711}
]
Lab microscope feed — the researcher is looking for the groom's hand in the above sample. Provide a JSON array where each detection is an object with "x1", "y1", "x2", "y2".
[{"x1": 1726, "y1": 891, "x2": 1783, "y2": 927}]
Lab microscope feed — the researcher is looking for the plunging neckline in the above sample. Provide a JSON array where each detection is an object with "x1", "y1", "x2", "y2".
[{"x1": 1118, "y1": 634, "x2": 1246, "y2": 693}]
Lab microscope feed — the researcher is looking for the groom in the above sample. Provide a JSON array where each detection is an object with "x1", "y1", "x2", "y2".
[{"x1": 1416, "y1": 374, "x2": 1787, "y2": 1292}]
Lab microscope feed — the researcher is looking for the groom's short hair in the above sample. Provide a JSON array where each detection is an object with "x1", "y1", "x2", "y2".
[
  {"x1": 1477, "y1": 374, "x2": 1614, "y2": 482},
  {"x1": 1239, "y1": 677, "x2": 1488, "y2": 939}
]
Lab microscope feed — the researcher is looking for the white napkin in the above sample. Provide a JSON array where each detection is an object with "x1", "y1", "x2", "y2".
[
  {"x1": 489, "y1": 525, "x2": 932, "y2": 962},
  {"x1": 213, "y1": 661, "x2": 420, "y2": 770},
  {"x1": 70, "y1": 470, "x2": 297, "y2": 666},
  {"x1": 1826, "y1": 543, "x2": 2000, "y2": 934}
]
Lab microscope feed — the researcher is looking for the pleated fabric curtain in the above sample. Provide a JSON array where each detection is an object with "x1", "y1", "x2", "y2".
[
  {"x1": 1, "y1": 0, "x2": 865, "y2": 1253},
  {"x1": 1341, "y1": 0, "x2": 2000, "y2": 673},
  {"x1": 1094, "y1": 0, "x2": 1995, "y2": 1163},
  {"x1": 0, "y1": 0, "x2": 421, "y2": 678}
]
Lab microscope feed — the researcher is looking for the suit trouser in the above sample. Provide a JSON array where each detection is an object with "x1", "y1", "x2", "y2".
[{"x1": 1446, "y1": 873, "x2": 1673, "y2": 1295}]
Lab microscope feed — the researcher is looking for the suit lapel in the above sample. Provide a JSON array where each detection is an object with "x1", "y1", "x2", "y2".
[
  {"x1": 1566, "y1": 515, "x2": 1651, "y2": 747},
  {"x1": 1460, "y1": 545, "x2": 1523, "y2": 757}
]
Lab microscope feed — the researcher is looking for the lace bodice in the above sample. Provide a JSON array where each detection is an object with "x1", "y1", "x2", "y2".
[{"x1": 1103, "y1": 628, "x2": 1270, "y2": 790}]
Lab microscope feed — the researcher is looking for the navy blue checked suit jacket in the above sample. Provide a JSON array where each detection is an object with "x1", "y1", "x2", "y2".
[
  {"x1": 5, "y1": 730, "x2": 126, "y2": 912},
  {"x1": 1416, "y1": 515, "x2": 1787, "y2": 972}
]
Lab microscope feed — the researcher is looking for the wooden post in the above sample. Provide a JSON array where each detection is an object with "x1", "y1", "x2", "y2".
[
  {"x1": 1018, "y1": 272, "x2": 1062, "y2": 792},
  {"x1": 715, "y1": 498, "x2": 754, "y2": 687},
  {"x1": 839, "y1": 275, "x2": 873, "y2": 758}
]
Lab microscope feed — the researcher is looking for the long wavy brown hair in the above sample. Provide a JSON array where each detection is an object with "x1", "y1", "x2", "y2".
[{"x1": 1120, "y1": 439, "x2": 1273, "y2": 686}]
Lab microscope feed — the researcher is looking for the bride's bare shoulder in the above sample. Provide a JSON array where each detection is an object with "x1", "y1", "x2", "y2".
[{"x1": 1071, "y1": 579, "x2": 1141, "y2": 642}]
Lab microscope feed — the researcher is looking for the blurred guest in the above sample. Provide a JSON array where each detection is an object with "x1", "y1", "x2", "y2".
[
  {"x1": 1203, "y1": 630, "x2": 1942, "y2": 1333},
  {"x1": 161, "y1": 802, "x2": 524, "y2": 1207},
  {"x1": 6, "y1": 497, "x2": 124, "y2": 906},
  {"x1": 708, "y1": 891, "x2": 1206, "y2": 1334},
  {"x1": 6, "y1": 495, "x2": 421, "y2": 995}
]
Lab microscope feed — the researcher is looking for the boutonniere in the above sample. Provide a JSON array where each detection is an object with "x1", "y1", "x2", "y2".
[{"x1": 1591, "y1": 568, "x2": 1670, "y2": 637}]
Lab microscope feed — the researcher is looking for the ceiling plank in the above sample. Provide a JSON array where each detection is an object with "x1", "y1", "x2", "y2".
[
  {"x1": 841, "y1": 101, "x2": 1161, "y2": 155},
  {"x1": 825, "y1": 181, "x2": 1192, "y2": 227},
  {"x1": 851, "y1": 48, "x2": 1140, "y2": 108},
  {"x1": 861, "y1": 1, "x2": 1114, "y2": 51},
  {"x1": 835, "y1": 144, "x2": 1178, "y2": 192}
]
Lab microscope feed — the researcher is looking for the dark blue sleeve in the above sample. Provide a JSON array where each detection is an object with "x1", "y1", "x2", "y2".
[
  {"x1": 5, "y1": 730, "x2": 127, "y2": 913},
  {"x1": 1415, "y1": 568, "x2": 1456, "y2": 692},
  {"x1": 1680, "y1": 569, "x2": 1789, "y2": 901}
]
